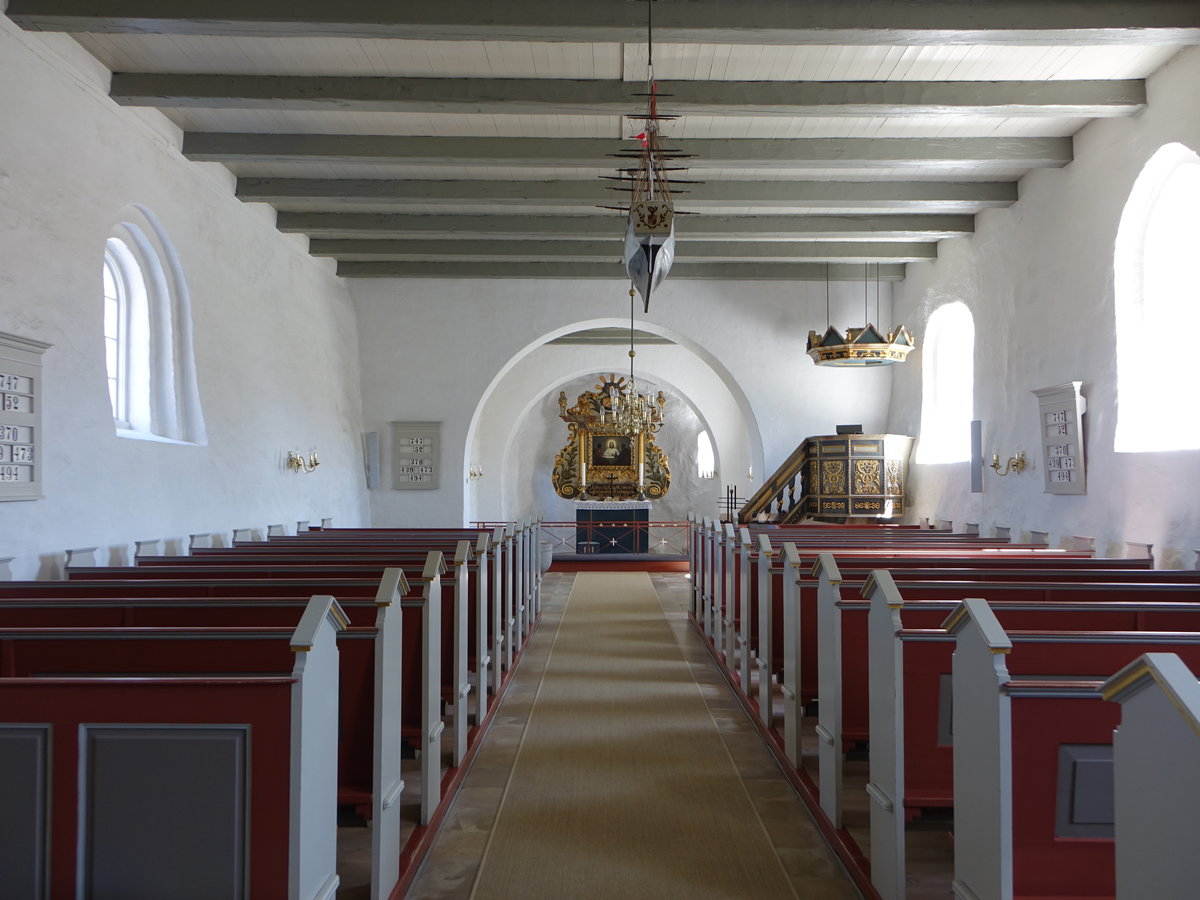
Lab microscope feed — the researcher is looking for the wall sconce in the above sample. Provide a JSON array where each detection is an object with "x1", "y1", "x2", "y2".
[
  {"x1": 468, "y1": 466, "x2": 484, "y2": 480},
  {"x1": 990, "y1": 450, "x2": 1026, "y2": 477},
  {"x1": 287, "y1": 450, "x2": 319, "y2": 473}
]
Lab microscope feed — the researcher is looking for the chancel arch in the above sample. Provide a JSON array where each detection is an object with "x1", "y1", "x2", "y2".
[{"x1": 464, "y1": 320, "x2": 762, "y2": 525}]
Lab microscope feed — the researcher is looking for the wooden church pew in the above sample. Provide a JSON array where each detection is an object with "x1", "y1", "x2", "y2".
[
  {"x1": 208, "y1": 532, "x2": 494, "y2": 667},
  {"x1": 683, "y1": 522, "x2": 1200, "y2": 900},
  {"x1": 0, "y1": 593, "x2": 345, "y2": 900},
  {"x1": 945, "y1": 599, "x2": 1200, "y2": 900},
  {"x1": 776, "y1": 551, "x2": 1200, "y2": 767},
  {"x1": 691, "y1": 523, "x2": 1188, "y2": 720},
  {"x1": 153, "y1": 542, "x2": 479, "y2": 761},
  {"x1": 1101, "y1": 653, "x2": 1200, "y2": 899},
  {"x1": 727, "y1": 527, "x2": 1167, "y2": 741},
  {"x1": 692, "y1": 514, "x2": 1107, "y2": 656},
  {"x1": 686, "y1": 512, "x2": 1153, "y2": 628},
  {"x1": 808, "y1": 561, "x2": 1200, "y2": 819},
  {"x1": 42, "y1": 557, "x2": 455, "y2": 807},
  {"x1": 216, "y1": 530, "x2": 502, "y2": 719},
  {"x1": 174, "y1": 523, "x2": 513, "y2": 699},
  {"x1": 0, "y1": 519, "x2": 552, "y2": 900},
  {"x1": 686, "y1": 518, "x2": 1149, "y2": 739},
  {"x1": 68, "y1": 551, "x2": 475, "y2": 771},
  {"x1": 835, "y1": 571, "x2": 1200, "y2": 739},
  {"x1": 0, "y1": 580, "x2": 435, "y2": 888},
  {"x1": 270, "y1": 521, "x2": 538, "y2": 676},
  {"x1": 747, "y1": 526, "x2": 1034, "y2": 547},
  {"x1": 737, "y1": 537, "x2": 1194, "y2": 747},
  {"x1": 861, "y1": 575, "x2": 1200, "y2": 899},
  {"x1": 1, "y1": 518, "x2": 543, "y2": 899},
  {"x1": 307, "y1": 518, "x2": 542, "y2": 641},
  {"x1": 267, "y1": 535, "x2": 496, "y2": 724},
  {"x1": 1, "y1": 558, "x2": 453, "y2": 899}
]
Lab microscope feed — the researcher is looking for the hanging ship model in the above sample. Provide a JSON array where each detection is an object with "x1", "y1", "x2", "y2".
[
  {"x1": 602, "y1": 5, "x2": 696, "y2": 312},
  {"x1": 608, "y1": 81, "x2": 691, "y2": 312}
]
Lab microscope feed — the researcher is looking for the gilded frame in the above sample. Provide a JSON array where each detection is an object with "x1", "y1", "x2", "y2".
[{"x1": 552, "y1": 377, "x2": 670, "y2": 501}]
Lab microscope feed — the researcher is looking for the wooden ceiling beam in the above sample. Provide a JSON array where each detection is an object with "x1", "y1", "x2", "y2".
[
  {"x1": 9, "y1": 1, "x2": 1200, "y2": 45},
  {"x1": 237, "y1": 177, "x2": 1016, "y2": 211},
  {"x1": 276, "y1": 213, "x2": 975, "y2": 240},
  {"x1": 334, "y1": 260, "x2": 909, "y2": 280},
  {"x1": 307, "y1": 238, "x2": 938, "y2": 263},
  {"x1": 113, "y1": 74, "x2": 1145, "y2": 118},
  {"x1": 185, "y1": 134, "x2": 1074, "y2": 169}
]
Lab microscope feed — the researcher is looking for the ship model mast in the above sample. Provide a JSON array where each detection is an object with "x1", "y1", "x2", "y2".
[{"x1": 601, "y1": 1, "x2": 697, "y2": 312}]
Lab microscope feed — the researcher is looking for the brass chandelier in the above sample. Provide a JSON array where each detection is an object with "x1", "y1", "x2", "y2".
[
  {"x1": 602, "y1": 287, "x2": 666, "y2": 436},
  {"x1": 807, "y1": 263, "x2": 915, "y2": 367}
]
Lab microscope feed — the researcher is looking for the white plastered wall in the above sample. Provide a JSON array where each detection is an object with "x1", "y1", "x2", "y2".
[
  {"x1": 0, "y1": 21, "x2": 370, "y2": 578},
  {"x1": 354, "y1": 277, "x2": 895, "y2": 528},
  {"x1": 888, "y1": 46, "x2": 1200, "y2": 567}
]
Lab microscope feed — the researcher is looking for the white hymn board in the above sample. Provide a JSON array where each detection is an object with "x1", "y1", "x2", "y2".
[
  {"x1": 391, "y1": 421, "x2": 441, "y2": 490},
  {"x1": 0, "y1": 332, "x2": 50, "y2": 501},
  {"x1": 1032, "y1": 382, "x2": 1087, "y2": 495}
]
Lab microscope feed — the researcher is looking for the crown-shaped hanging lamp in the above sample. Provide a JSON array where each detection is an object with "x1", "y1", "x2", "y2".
[{"x1": 807, "y1": 263, "x2": 915, "y2": 367}]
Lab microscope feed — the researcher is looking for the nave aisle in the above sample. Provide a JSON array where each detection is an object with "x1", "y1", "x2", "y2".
[{"x1": 404, "y1": 572, "x2": 858, "y2": 899}]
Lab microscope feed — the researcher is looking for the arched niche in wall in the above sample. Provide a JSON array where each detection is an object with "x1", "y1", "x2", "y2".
[{"x1": 463, "y1": 319, "x2": 762, "y2": 524}]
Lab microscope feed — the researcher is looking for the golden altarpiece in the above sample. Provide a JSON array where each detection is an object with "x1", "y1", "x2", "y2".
[{"x1": 551, "y1": 376, "x2": 671, "y2": 501}]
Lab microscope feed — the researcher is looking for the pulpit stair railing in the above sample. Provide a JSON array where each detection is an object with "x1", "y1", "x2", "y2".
[{"x1": 737, "y1": 442, "x2": 809, "y2": 524}]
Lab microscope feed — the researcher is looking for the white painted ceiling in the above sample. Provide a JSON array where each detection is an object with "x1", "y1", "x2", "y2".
[{"x1": 6, "y1": 1, "x2": 1197, "y2": 281}]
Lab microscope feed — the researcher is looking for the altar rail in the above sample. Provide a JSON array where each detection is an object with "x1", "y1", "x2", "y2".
[{"x1": 474, "y1": 521, "x2": 691, "y2": 557}]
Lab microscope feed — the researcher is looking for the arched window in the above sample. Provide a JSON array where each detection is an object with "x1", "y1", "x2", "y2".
[
  {"x1": 916, "y1": 302, "x2": 975, "y2": 464},
  {"x1": 103, "y1": 206, "x2": 206, "y2": 444},
  {"x1": 696, "y1": 430, "x2": 716, "y2": 479},
  {"x1": 1114, "y1": 142, "x2": 1200, "y2": 452},
  {"x1": 102, "y1": 243, "x2": 131, "y2": 427}
]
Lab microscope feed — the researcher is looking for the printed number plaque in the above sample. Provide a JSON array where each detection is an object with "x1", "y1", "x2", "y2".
[
  {"x1": 391, "y1": 421, "x2": 441, "y2": 490},
  {"x1": 0, "y1": 332, "x2": 50, "y2": 501},
  {"x1": 1032, "y1": 382, "x2": 1087, "y2": 495}
]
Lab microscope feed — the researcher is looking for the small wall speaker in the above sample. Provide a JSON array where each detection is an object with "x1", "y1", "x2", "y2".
[
  {"x1": 970, "y1": 419, "x2": 983, "y2": 493},
  {"x1": 365, "y1": 432, "x2": 380, "y2": 490}
]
